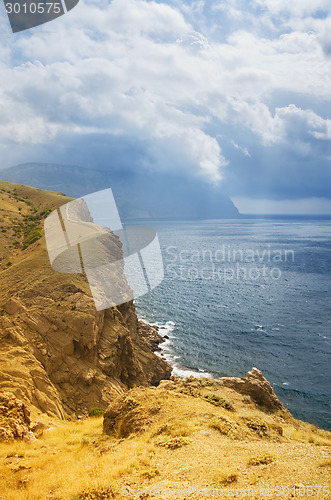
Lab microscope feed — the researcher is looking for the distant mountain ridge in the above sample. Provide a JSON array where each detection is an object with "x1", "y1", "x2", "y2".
[{"x1": 0, "y1": 163, "x2": 239, "y2": 220}]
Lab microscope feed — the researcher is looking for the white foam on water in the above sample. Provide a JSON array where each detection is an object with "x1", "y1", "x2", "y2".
[
  {"x1": 138, "y1": 316, "x2": 212, "y2": 379},
  {"x1": 171, "y1": 365, "x2": 213, "y2": 379}
]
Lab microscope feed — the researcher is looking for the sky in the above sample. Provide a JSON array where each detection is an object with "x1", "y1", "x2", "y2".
[{"x1": 0, "y1": 0, "x2": 331, "y2": 213}]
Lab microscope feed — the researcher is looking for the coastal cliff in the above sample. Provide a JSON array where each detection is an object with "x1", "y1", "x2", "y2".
[
  {"x1": 0, "y1": 180, "x2": 171, "y2": 419},
  {"x1": 1, "y1": 181, "x2": 330, "y2": 500}
]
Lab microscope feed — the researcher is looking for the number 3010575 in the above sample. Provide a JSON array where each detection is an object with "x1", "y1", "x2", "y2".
[
  {"x1": 5, "y1": 3, "x2": 62, "y2": 14},
  {"x1": 274, "y1": 486, "x2": 329, "y2": 497}
]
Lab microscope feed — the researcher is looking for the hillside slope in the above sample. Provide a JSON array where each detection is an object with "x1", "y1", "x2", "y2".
[
  {"x1": 0, "y1": 376, "x2": 330, "y2": 499},
  {"x1": 0, "y1": 181, "x2": 171, "y2": 418}
]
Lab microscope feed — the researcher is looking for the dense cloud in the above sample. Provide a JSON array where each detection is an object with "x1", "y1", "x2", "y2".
[{"x1": 0, "y1": 0, "x2": 330, "y2": 206}]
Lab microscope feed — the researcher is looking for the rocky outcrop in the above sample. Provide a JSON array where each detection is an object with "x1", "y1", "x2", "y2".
[
  {"x1": 0, "y1": 392, "x2": 33, "y2": 441},
  {"x1": 103, "y1": 390, "x2": 160, "y2": 438},
  {"x1": 0, "y1": 182, "x2": 172, "y2": 419},
  {"x1": 220, "y1": 367, "x2": 285, "y2": 412},
  {"x1": 103, "y1": 369, "x2": 287, "y2": 439},
  {"x1": 0, "y1": 288, "x2": 171, "y2": 418}
]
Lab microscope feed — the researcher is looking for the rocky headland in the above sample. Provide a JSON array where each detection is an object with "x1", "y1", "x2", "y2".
[
  {"x1": 0, "y1": 181, "x2": 330, "y2": 499},
  {"x1": 0, "y1": 180, "x2": 171, "y2": 420}
]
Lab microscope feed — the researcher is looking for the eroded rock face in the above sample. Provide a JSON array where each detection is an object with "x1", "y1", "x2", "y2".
[
  {"x1": 0, "y1": 392, "x2": 32, "y2": 441},
  {"x1": 0, "y1": 286, "x2": 171, "y2": 418},
  {"x1": 0, "y1": 184, "x2": 172, "y2": 419},
  {"x1": 221, "y1": 367, "x2": 284, "y2": 412}
]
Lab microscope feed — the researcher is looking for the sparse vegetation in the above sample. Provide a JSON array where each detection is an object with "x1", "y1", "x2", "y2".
[
  {"x1": 88, "y1": 408, "x2": 105, "y2": 418},
  {"x1": 0, "y1": 385, "x2": 329, "y2": 499},
  {"x1": 243, "y1": 416, "x2": 269, "y2": 437},
  {"x1": 139, "y1": 466, "x2": 160, "y2": 479},
  {"x1": 152, "y1": 421, "x2": 192, "y2": 438},
  {"x1": 202, "y1": 392, "x2": 235, "y2": 411},
  {"x1": 209, "y1": 415, "x2": 243, "y2": 439},
  {"x1": 248, "y1": 453, "x2": 276, "y2": 466},
  {"x1": 0, "y1": 182, "x2": 60, "y2": 268},
  {"x1": 40, "y1": 208, "x2": 52, "y2": 217},
  {"x1": 154, "y1": 435, "x2": 191, "y2": 449},
  {"x1": 221, "y1": 473, "x2": 239, "y2": 485},
  {"x1": 23, "y1": 227, "x2": 42, "y2": 249},
  {"x1": 76, "y1": 485, "x2": 115, "y2": 499}
]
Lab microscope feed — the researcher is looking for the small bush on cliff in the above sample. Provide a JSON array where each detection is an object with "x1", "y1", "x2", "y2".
[
  {"x1": 154, "y1": 436, "x2": 191, "y2": 449},
  {"x1": 202, "y1": 393, "x2": 235, "y2": 411},
  {"x1": 23, "y1": 227, "x2": 42, "y2": 249},
  {"x1": 88, "y1": 408, "x2": 105, "y2": 418},
  {"x1": 221, "y1": 473, "x2": 238, "y2": 485},
  {"x1": 248, "y1": 453, "x2": 275, "y2": 466},
  {"x1": 209, "y1": 416, "x2": 243, "y2": 440},
  {"x1": 243, "y1": 416, "x2": 269, "y2": 437},
  {"x1": 176, "y1": 385, "x2": 200, "y2": 397}
]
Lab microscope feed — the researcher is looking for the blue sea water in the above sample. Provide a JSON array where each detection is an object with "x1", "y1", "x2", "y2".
[{"x1": 135, "y1": 218, "x2": 331, "y2": 430}]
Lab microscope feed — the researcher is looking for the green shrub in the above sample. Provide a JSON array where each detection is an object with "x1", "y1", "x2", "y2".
[
  {"x1": 23, "y1": 227, "x2": 42, "y2": 249},
  {"x1": 202, "y1": 393, "x2": 235, "y2": 411},
  {"x1": 40, "y1": 209, "x2": 52, "y2": 217},
  {"x1": 88, "y1": 408, "x2": 105, "y2": 417}
]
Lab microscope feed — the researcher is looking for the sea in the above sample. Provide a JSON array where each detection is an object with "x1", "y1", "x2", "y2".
[{"x1": 134, "y1": 217, "x2": 331, "y2": 431}]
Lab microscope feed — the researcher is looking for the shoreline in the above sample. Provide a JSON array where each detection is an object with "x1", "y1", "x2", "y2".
[
  {"x1": 139, "y1": 317, "x2": 213, "y2": 379},
  {"x1": 138, "y1": 319, "x2": 331, "y2": 432}
]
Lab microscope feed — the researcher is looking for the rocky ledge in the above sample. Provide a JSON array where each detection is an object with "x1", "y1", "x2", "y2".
[
  {"x1": 0, "y1": 182, "x2": 172, "y2": 420},
  {"x1": 0, "y1": 291, "x2": 172, "y2": 419},
  {"x1": 220, "y1": 367, "x2": 285, "y2": 412}
]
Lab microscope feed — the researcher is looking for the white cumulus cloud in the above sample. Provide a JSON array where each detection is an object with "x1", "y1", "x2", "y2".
[{"x1": 0, "y1": 0, "x2": 330, "y2": 197}]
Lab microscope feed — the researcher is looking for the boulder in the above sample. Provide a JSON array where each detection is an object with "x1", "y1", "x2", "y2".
[
  {"x1": 221, "y1": 367, "x2": 284, "y2": 412},
  {"x1": 0, "y1": 392, "x2": 32, "y2": 441}
]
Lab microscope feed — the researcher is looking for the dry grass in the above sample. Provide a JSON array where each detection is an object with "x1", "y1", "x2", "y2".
[
  {"x1": 248, "y1": 453, "x2": 276, "y2": 466},
  {"x1": 0, "y1": 386, "x2": 330, "y2": 499},
  {"x1": 208, "y1": 415, "x2": 243, "y2": 439},
  {"x1": 154, "y1": 436, "x2": 192, "y2": 449}
]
